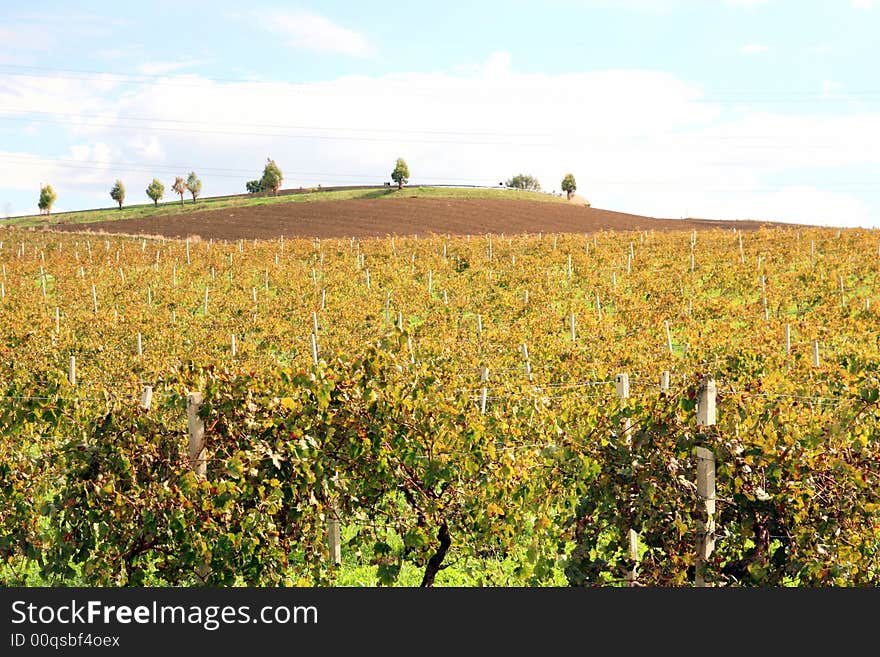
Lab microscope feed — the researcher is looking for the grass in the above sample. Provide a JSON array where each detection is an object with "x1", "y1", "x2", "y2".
[{"x1": 5, "y1": 186, "x2": 571, "y2": 228}]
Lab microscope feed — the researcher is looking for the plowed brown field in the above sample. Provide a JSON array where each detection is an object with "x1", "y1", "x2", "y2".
[{"x1": 51, "y1": 198, "x2": 780, "y2": 241}]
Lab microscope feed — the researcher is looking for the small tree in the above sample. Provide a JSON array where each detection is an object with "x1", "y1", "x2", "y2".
[
  {"x1": 391, "y1": 157, "x2": 410, "y2": 190},
  {"x1": 172, "y1": 176, "x2": 187, "y2": 205},
  {"x1": 146, "y1": 178, "x2": 165, "y2": 206},
  {"x1": 561, "y1": 173, "x2": 577, "y2": 200},
  {"x1": 186, "y1": 172, "x2": 202, "y2": 204},
  {"x1": 38, "y1": 184, "x2": 57, "y2": 215},
  {"x1": 505, "y1": 173, "x2": 541, "y2": 191},
  {"x1": 110, "y1": 179, "x2": 125, "y2": 209},
  {"x1": 246, "y1": 180, "x2": 262, "y2": 194},
  {"x1": 260, "y1": 159, "x2": 283, "y2": 195}
]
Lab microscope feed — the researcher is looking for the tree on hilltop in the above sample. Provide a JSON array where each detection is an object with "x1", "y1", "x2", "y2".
[
  {"x1": 110, "y1": 179, "x2": 125, "y2": 209},
  {"x1": 260, "y1": 159, "x2": 283, "y2": 195},
  {"x1": 561, "y1": 173, "x2": 577, "y2": 200},
  {"x1": 172, "y1": 176, "x2": 187, "y2": 205},
  {"x1": 146, "y1": 178, "x2": 165, "y2": 206},
  {"x1": 391, "y1": 157, "x2": 409, "y2": 190},
  {"x1": 186, "y1": 172, "x2": 202, "y2": 204},
  {"x1": 506, "y1": 173, "x2": 541, "y2": 191},
  {"x1": 38, "y1": 183, "x2": 57, "y2": 215}
]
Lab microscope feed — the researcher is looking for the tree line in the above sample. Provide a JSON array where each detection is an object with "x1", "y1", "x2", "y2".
[{"x1": 35, "y1": 155, "x2": 581, "y2": 214}]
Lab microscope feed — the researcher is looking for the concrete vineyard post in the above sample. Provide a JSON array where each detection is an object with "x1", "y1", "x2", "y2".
[
  {"x1": 626, "y1": 527, "x2": 639, "y2": 587},
  {"x1": 186, "y1": 393, "x2": 207, "y2": 477},
  {"x1": 695, "y1": 447, "x2": 716, "y2": 587},
  {"x1": 327, "y1": 510, "x2": 342, "y2": 566},
  {"x1": 697, "y1": 375, "x2": 716, "y2": 427},
  {"x1": 140, "y1": 386, "x2": 153, "y2": 411},
  {"x1": 616, "y1": 373, "x2": 632, "y2": 439}
]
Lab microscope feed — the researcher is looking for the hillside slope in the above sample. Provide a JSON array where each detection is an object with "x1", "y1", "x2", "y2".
[{"x1": 49, "y1": 197, "x2": 780, "y2": 240}]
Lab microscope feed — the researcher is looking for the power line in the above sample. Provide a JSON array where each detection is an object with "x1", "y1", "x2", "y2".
[
  {"x1": 0, "y1": 108, "x2": 548, "y2": 139},
  {"x1": 0, "y1": 115, "x2": 547, "y2": 146},
  {"x1": 0, "y1": 155, "x2": 500, "y2": 184},
  {"x1": 4, "y1": 156, "x2": 877, "y2": 193},
  {"x1": 2, "y1": 65, "x2": 880, "y2": 103}
]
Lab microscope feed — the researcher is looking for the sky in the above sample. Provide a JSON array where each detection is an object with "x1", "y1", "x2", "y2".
[{"x1": 1, "y1": 0, "x2": 879, "y2": 227}]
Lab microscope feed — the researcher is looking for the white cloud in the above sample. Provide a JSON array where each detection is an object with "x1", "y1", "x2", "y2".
[
  {"x1": 256, "y1": 10, "x2": 374, "y2": 57},
  {"x1": 2, "y1": 52, "x2": 880, "y2": 226},
  {"x1": 482, "y1": 51, "x2": 513, "y2": 77},
  {"x1": 739, "y1": 43, "x2": 769, "y2": 54}
]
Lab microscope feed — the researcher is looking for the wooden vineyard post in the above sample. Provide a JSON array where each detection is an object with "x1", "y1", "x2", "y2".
[
  {"x1": 477, "y1": 314, "x2": 483, "y2": 340},
  {"x1": 311, "y1": 333, "x2": 319, "y2": 366},
  {"x1": 140, "y1": 385, "x2": 153, "y2": 411},
  {"x1": 660, "y1": 370, "x2": 670, "y2": 394},
  {"x1": 68, "y1": 355, "x2": 76, "y2": 386},
  {"x1": 569, "y1": 313, "x2": 576, "y2": 342},
  {"x1": 231, "y1": 334, "x2": 237, "y2": 357},
  {"x1": 665, "y1": 320, "x2": 674, "y2": 355},
  {"x1": 186, "y1": 392, "x2": 207, "y2": 477},
  {"x1": 695, "y1": 374, "x2": 717, "y2": 587},
  {"x1": 785, "y1": 323, "x2": 791, "y2": 355}
]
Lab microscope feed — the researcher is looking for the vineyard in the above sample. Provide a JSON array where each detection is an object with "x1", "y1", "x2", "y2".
[{"x1": 0, "y1": 223, "x2": 878, "y2": 587}]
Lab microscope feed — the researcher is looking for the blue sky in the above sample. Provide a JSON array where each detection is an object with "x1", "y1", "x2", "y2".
[{"x1": 1, "y1": 0, "x2": 879, "y2": 226}]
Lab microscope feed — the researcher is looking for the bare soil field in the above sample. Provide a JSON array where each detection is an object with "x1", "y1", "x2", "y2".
[{"x1": 49, "y1": 198, "x2": 784, "y2": 241}]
